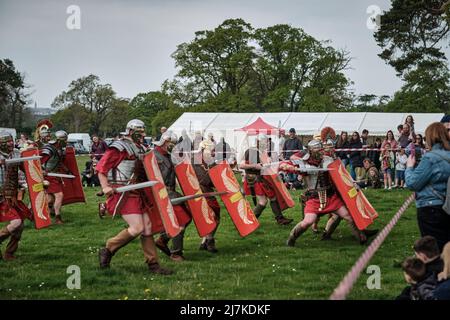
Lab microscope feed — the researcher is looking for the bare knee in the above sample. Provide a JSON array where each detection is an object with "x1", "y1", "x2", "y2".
[
  {"x1": 7, "y1": 219, "x2": 23, "y2": 233},
  {"x1": 128, "y1": 223, "x2": 144, "y2": 237}
]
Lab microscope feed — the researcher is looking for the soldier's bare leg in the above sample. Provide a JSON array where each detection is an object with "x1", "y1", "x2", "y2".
[
  {"x1": 253, "y1": 195, "x2": 268, "y2": 218},
  {"x1": 286, "y1": 213, "x2": 317, "y2": 247},
  {"x1": 335, "y1": 206, "x2": 367, "y2": 244},
  {"x1": 53, "y1": 192, "x2": 64, "y2": 224}
]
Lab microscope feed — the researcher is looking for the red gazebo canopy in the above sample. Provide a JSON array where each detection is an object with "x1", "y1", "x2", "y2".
[{"x1": 234, "y1": 117, "x2": 280, "y2": 135}]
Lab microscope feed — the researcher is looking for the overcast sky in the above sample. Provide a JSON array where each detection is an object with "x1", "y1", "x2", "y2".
[{"x1": 1, "y1": 0, "x2": 448, "y2": 107}]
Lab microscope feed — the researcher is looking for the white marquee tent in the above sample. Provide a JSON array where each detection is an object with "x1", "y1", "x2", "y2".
[{"x1": 168, "y1": 112, "x2": 444, "y2": 159}]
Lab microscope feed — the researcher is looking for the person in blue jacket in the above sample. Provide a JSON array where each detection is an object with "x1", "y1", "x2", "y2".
[{"x1": 405, "y1": 122, "x2": 450, "y2": 251}]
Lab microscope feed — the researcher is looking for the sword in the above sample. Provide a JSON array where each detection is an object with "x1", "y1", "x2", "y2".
[
  {"x1": 47, "y1": 173, "x2": 76, "y2": 179},
  {"x1": 170, "y1": 191, "x2": 229, "y2": 205},
  {"x1": 114, "y1": 181, "x2": 158, "y2": 193},
  {"x1": 5, "y1": 156, "x2": 42, "y2": 164}
]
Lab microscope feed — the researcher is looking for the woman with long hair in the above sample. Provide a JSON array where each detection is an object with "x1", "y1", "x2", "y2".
[
  {"x1": 336, "y1": 131, "x2": 349, "y2": 167},
  {"x1": 406, "y1": 122, "x2": 450, "y2": 251},
  {"x1": 381, "y1": 130, "x2": 398, "y2": 150},
  {"x1": 405, "y1": 115, "x2": 416, "y2": 140}
]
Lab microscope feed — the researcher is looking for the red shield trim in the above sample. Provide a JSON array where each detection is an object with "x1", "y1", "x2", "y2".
[
  {"x1": 142, "y1": 151, "x2": 181, "y2": 238},
  {"x1": 62, "y1": 146, "x2": 85, "y2": 205},
  {"x1": 21, "y1": 148, "x2": 52, "y2": 229},
  {"x1": 209, "y1": 161, "x2": 259, "y2": 237},
  {"x1": 175, "y1": 159, "x2": 217, "y2": 237},
  {"x1": 328, "y1": 159, "x2": 378, "y2": 230}
]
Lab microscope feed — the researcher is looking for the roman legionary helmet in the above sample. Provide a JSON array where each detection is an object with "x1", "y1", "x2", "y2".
[
  {"x1": 0, "y1": 131, "x2": 13, "y2": 153},
  {"x1": 34, "y1": 119, "x2": 53, "y2": 142},
  {"x1": 125, "y1": 119, "x2": 146, "y2": 143}
]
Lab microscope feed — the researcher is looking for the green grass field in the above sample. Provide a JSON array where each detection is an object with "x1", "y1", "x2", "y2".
[{"x1": 0, "y1": 156, "x2": 420, "y2": 300}]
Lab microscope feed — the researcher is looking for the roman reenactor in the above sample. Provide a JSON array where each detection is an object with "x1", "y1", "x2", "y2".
[
  {"x1": 192, "y1": 138, "x2": 220, "y2": 253},
  {"x1": 153, "y1": 132, "x2": 192, "y2": 262},
  {"x1": 96, "y1": 119, "x2": 173, "y2": 275},
  {"x1": 0, "y1": 132, "x2": 32, "y2": 260},
  {"x1": 240, "y1": 134, "x2": 293, "y2": 225},
  {"x1": 281, "y1": 131, "x2": 377, "y2": 247},
  {"x1": 40, "y1": 130, "x2": 69, "y2": 225},
  {"x1": 33, "y1": 119, "x2": 53, "y2": 150}
]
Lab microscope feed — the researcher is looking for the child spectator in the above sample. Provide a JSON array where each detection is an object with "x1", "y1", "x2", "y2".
[
  {"x1": 394, "y1": 149, "x2": 407, "y2": 188},
  {"x1": 401, "y1": 257, "x2": 437, "y2": 300},
  {"x1": 380, "y1": 142, "x2": 395, "y2": 190}
]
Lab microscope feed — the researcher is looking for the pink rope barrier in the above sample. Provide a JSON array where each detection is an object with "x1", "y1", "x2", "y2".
[{"x1": 329, "y1": 193, "x2": 416, "y2": 300}]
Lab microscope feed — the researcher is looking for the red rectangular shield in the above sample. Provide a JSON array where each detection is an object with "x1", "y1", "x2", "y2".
[
  {"x1": 175, "y1": 159, "x2": 217, "y2": 237},
  {"x1": 142, "y1": 151, "x2": 181, "y2": 238},
  {"x1": 209, "y1": 161, "x2": 259, "y2": 237},
  {"x1": 21, "y1": 148, "x2": 52, "y2": 229},
  {"x1": 141, "y1": 187, "x2": 165, "y2": 235},
  {"x1": 260, "y1": 153, "x2": 295, "y2": 210},
  {"x1": 328, "y1": 159, "x2": 378, "y2": 230},
  {"x1": 62, "y1": 146, "x2": 85, "y2": 205}
]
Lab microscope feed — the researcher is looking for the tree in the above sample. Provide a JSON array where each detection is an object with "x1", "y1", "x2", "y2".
[
  {"x1": 386, "y1": 59, "x2": 450, "y2": 113},
  {"x1": 128, "y1": 91, "x2": 175, "y2": 133},
  {"x1": 52, "y1": 74, "x2": 118, "y2": 134},
  {"x1": 101, "y1": 98, "x2": 131, "y2": 136},
  {"x1": 0, "y1": 58, "x2": 31, "y2": 129},
  {"x1": 171, "y1": 18, "x2": 255, "y2": 108},
  {"x1": 253, "y1": 25, "x2": 351, "y2": 112},
  {"x1": 51, "y1": 103, "x2": 92, "y2": 133},
  {"x1": 375, "y1": 0, "x2": 450, "y2": 76},
  {"x1": 151, "y1": 106, "x2": 185, "y2": 136}
]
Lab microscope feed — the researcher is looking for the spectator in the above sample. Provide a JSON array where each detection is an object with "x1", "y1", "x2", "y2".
[
  {"x1": 156, "y1": 126, "x2": 167, "y2": 141},
  {"x1": 282, "y1": 128, "x2": 303, "y2": 159},
  {"x1": 361, "y1": 129, "x2": 369, "y2": 159},
  {"x1": 396, "y1": 236, "x2": 444, "y2": 300},
  {"x1": 405, "y1": 115, "x2": 416, "y2": 140},
  {"x1": 414, "y1": 236, "x2": 444, "y2": 275},
  {"x1": 394, "y1": 148, "x2": 407, "y2": 188},
  {"x1": 359, "y1": 158, "x2": 381, "y2": 189},
  {"x1": 395, "y1": 124, "x2": 403, "y2": 141},
  {"x1": 90, "y1": 135, "x2": 108, "y2": 161},
  {"x1": 441, "y1": 115, "x2": 450, "y2": 139},
  {"x1": 368, "y1": 137, "x2": 382, "y2": 170},
  {"x1": 398, "y1": 123, "x2": 414, "y2": 149},
  {"x1": 348, "y1": 131, "x2": 364, "y2": 181},
  {"x1": 361, "y1": 129, "x2": 369, "y2": 147},
  {"x1": 406, "y1": 122, "x2": 450, "y2": 251},
  {"x1": 380, "y1": 142, "x2": 395, "y2": 190},
  {"x1": 381, "y1": 130, "x2": 398, "y2": 151},
  {"x1": 283, "y1": 128, "x2": 303, "y2": 186},
  {"x1": 401, "y1": 257, "x2": 437, "y2": 300},
  {"x1": 336, "y1": 131, "x2": 349, "y2": 167},
  {"x1": 16, "y1": 133, "x2": 32, "y2": 150},
  {"x1": 435, "y1": 242, "x2": 450, "y2": 300},
  {"x1": 407, "y1": 134, "x2": 426, "y2": 165}
]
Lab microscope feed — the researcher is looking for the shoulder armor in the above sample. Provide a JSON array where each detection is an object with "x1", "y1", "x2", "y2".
[
  {"x1": 41, "y1": 144, "x2": 56, "y2": 156},
  {"x1": 110, "y1": 139, "x2": 141, "y2": 157}
]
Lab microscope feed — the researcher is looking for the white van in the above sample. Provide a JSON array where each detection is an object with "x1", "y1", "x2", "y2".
[{"x1": 68, "y1": 133, "x2": 92, "y2": 152}]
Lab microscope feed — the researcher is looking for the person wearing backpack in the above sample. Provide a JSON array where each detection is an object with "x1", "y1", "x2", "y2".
[{"x1": 405, "y1": 122, "x2": 450, "y2": 252}]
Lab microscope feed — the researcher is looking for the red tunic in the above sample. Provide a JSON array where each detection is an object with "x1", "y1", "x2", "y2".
[
  {"x1": 304, "y1": 193, "x2": 345, "y2": 215},
  {"x1": 243, "y1": 180, "x2": 276, "y2": 198},
  {"x1": 0, "y1": 200, "x2": 32, "y2": 222},
  {"x1": 96, "y1": 148, "x2": 144, "y2": 215}
]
